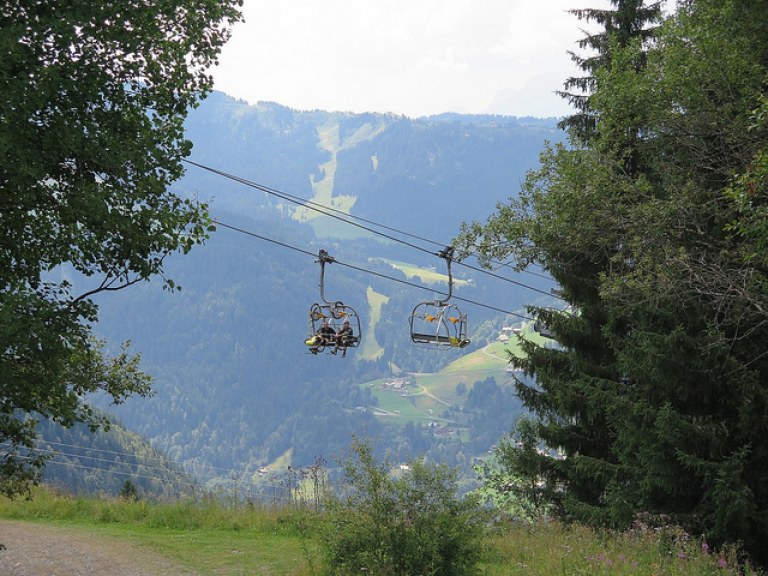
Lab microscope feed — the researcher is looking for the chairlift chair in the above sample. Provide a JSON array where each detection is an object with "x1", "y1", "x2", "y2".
[
  {"x1": 305, "y1": 250, "x2": 361, "y2": 355},
  {"x1": 408, "y1": 246, "x2": 470, "y2": 349},
  {"x1": 409, "y1": 302, "x2": 469, "y2": 348},
  {"x1": 532, "y1": 305, "x2": 574, "y2": 340},
  {"x1": 533, "y1": 319, "x2": 554, "y2": 339}
]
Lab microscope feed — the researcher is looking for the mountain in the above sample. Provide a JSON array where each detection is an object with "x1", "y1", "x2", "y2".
[
  {"x1": 82, "y1": 93, "x2": 565, "y2": 492},
  {"x1": 180, "y1": 94, "x2": 560, "y2": 241}
]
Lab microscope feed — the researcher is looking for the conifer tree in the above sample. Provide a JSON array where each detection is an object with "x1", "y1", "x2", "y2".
[
  {"x1": 460, "y1": 0, "x2": 662, "y2": 528},
  {"x1": 594, "y1": 0, "x2": 768, "y2": 559},
  {"x1": 557, "y1": 0, "x2": 661, "y2": 144},
  {"x1": 460, "y1": 0, "x2": 768, "y2": 565}
]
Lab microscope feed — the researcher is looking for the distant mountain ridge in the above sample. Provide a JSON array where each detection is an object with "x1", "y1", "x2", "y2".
[
  {"x1": 180, "y1": 92, "x2": 564, "y2": 241},
  {"x1": 70, "y1": 93, "x2": 565, "y2": 494}
]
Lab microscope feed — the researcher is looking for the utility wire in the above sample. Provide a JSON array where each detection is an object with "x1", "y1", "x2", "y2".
[
  {"x1": 22, "y1": 454, "x2": 294, "y2": 500},
  {"x1": 29, "y1": 441, "x2": 292, "y2": 492},
  {"x1": 21, "y1": 454, "x2": 199, "y2": 487},
  {"x1": 183, "y1": 159, "x2": 564, "y2": 301},
  {"x1": 40, "y1": 440, "x2": 178, "y2": 466}
]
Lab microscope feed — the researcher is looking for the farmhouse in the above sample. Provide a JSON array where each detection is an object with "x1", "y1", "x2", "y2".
[{"x1": 383, "y1": 377, "x2": 410, "y2": 391}]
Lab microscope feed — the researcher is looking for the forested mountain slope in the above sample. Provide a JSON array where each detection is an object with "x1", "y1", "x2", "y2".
[
  {"x1": 181, "y1": 93, "x2": 559, "y2": 240},
  {"x1": 36, "y1": 416, "x2": 192, "y2": 498},
  {"x1": 82, "y1": 93, "x2": 563, "y2": 490}
]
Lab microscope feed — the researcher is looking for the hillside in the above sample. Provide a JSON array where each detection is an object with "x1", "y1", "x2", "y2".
[
  {"x1": 75, "y1": 93, "x2": 564, "y2": 492},
  {"x1": 359, "y1": 321, "x2": 546, "y2": 452},
  {"x1": 36, "y1": 416, "x2": 192, "y2": 499},
  {"x1": 179, "y1": 93, "x2": 563, "y2": 241}
]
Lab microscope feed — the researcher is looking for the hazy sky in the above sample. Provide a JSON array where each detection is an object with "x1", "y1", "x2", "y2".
[{"x1": 211, "y1": 1, "x2": 615, "y2": 119}]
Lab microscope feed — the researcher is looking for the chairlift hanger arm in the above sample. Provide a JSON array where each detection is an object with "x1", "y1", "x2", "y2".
[
  {"x1": 437, "y1": 246, "x2": 455, "y2": 261},
  {"x1": 433, "y1": 245, "x2": 455, "y2": 306},
  {"x1": 316, "y1": 249, "x2": 340, "y2": 306}
]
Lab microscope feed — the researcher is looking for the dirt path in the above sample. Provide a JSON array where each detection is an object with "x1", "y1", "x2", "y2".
[
  {"x1": 0, "y1": 520, "x2": 200, "y2": 576},
  {"x1": 419, "y1": 385, "x2": 451, "y2": 406}
]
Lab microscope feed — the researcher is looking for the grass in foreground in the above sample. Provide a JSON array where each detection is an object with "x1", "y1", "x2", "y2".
[
  {"x1": 0, "y1": 486, "x2": 762, "y2": 576},
  {"x1": 0, "y1": 488, "x2": 317, "y2": 575}
]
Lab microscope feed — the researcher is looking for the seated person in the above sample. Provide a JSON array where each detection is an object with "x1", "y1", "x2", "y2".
[
  {"x1": 307, "y1": 320, "x2": 337, "y2": 354},
  {"x1": 332, "y1": 319, "x2": 354, "y2": 356}
]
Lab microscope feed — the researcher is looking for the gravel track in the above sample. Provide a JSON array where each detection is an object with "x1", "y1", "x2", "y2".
[{"x1": 0, "y1": 520, "x2": 200, "y2": 576}]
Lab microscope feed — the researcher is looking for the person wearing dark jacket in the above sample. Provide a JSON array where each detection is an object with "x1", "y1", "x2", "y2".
[{"x1": 332, "y1": 319, "x2": 354, "y2": 357}]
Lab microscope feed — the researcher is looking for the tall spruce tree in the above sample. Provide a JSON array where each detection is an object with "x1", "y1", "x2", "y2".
[
  {"x1": 557, "y1": 0, "x2": 661, "y2": 144},
  {"x1": 459, "y1": 0, "x2": 662, "y2": 528},
  {"x1": 461, "y1": 0, "x2": 768, "y2": 565},
  {"x1": 595, "y1": 0, "x2": 768, "y2": 561}
]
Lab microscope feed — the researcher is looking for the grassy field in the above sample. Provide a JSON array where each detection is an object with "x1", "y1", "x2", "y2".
[
  {"x1": 380, "y1": 258, "x2": 471, "y2": 286},
  {"x1": 360, "y1": 331, "x2": 531, "y2": 429},
  {"x1": 0, "y1": 489, "x2": 316, "y2": 575},
  {"x1": 0, "y1": 487, "x2": 760, "y2": 576},
  {"x1": 359, "y1": 286, "x2": 388, "y2": 360}
]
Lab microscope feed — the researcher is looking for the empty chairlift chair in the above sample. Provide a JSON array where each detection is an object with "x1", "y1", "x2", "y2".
[{"x1": 408, "y1": 247, "x2": 470, "y2": 349}]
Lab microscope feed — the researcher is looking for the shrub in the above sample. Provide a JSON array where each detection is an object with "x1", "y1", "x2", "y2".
[
  {"x1": 319, "y1": 438, "x2": 485, "y2": 576},
  {"x1": 119, "y1": 480, "x2": 139, "y2": 501}
]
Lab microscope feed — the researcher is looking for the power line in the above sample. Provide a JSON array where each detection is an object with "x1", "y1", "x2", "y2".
[
  {"x1": 39, "y1": 440, "x2": 185, "y2": 471},
  {"x1": 37, "y1": 438, "x2": 278, "y2": 481},
  {"x1": 26, "y1": 455, "x2": 198, "y2": 487},
  {"x1": 24, "y1": 455, "x2": 295, "y2": 502},
  {"x1": 28, "y1": 441, "x2": 293, "y2": 493},
  {"x1": 182, "y1": 159, "x2": 563, "y2": 301}
]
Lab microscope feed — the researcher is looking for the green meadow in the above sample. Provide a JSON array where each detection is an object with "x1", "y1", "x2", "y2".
[
  {"x1": 359, "y1": 286, "x2": 388, "y2": 360},
  {"x1": 380, "y1": 258, "x2": 471, "y2": 286},
  {"x1": 360, "y1": 325, "x2": 548, "y2": 430},
  {"x1": 0, "y1": 487, "x2": 760, "y2": 576}
]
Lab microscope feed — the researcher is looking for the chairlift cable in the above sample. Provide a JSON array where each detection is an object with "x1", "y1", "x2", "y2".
[
  {"x1": 184, "y1": 159, "x2": 562, "y2": 299},
  {"x1": 333, "y1": 257, "x2": 532, "y2": 319},
  {"x1": 213, "y1": 218, "x2": 535, "y2": 321},
  {"x1": 450, "y1": 259, "x2": 557, "y2": 299},
  {"x1": 213, "y1": 220, "x2": 317, "y2": 258},
  {"x1": 185, "y1": 159, "x2": 435, "y2": 256}
]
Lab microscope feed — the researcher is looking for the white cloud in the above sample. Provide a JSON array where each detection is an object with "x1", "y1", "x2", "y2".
[{"x1": 212, "y1": 0, "x2": 616, "y2": 118}]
